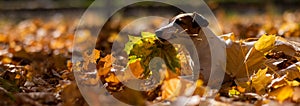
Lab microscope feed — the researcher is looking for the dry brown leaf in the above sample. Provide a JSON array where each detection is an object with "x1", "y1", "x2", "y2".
[
  {"x1": 292, "y1": 87, "x2": 300, "y2": 103},
  {"x1": 279, "y1": 63, "x2": 300, "y2": 80},
  {"x1": 223, "y1": 33, "x2": 268, "y2": 88},
  {"x1": 244, "y1": 48, "x2": 266, "y2": 69},
  {"x1": 224, "y1": 38, "x2": 252, "y2": 78},
  {"x1": 268, "y1": 75, "x2": 287, "y2": 89},
  {"x1": 273, "y1": 37, "x2": 298, "y2": 57},
  {"x1": 245, "y1": 34, "x2": 276, "y2": 70}
]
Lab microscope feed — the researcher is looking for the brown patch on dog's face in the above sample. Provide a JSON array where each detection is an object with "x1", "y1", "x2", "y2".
[
  {"x1": 155, "y1": 13, "x2": 209, "y2": 40},
  {"x1": 172, "y1": 15, "x2": 201, "y2": 34}
]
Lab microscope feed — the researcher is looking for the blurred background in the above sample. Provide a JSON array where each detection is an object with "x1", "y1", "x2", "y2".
[{"x1": 2, "y1": 0, "x2": 300, "y2": 43}]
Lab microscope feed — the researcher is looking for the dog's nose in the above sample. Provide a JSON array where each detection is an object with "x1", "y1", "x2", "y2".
[{"x1": 155, "y1": 30, "x2": 163, "y2": 37}]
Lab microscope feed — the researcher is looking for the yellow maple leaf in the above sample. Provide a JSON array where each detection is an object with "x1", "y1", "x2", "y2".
[
  {"x1": 251, "y1": 68, "x2": 273, "y2": 94},
  {"x1": 254, "y1": 34, "x2": 276, "y2": 53},
  {"x1": 269, "y1": 85, "x2": 294, "y2": 103}
]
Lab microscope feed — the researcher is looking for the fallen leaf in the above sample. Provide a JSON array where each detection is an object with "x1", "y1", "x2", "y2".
[
  {"x1": 105, "y1": 73, "x2": 120, "y2": 85},
  {"x1": 250, "y1": 68, "x2": 273, "y2": 94},
  {"x1": 193, "y1": 80, "x2": 206, "y2": 96},
  {"x1": 161, "y1": 78, "x2": 181, "y2": 100},
  {"x1": 269, "y1": 85, "x2": 293, "y2": 103},
  {"x1": 254, "y1": 34, "x2": 276, "y2": 53},
  {"x1": 15, "y1": 74, "x2": 21, "y2": 79},
  {"x1": 223, "y1": 34, "x2": 265, "y2": 87},
  {"x1": 279, "y1": 63, "x2": 300, "y2": 80},
  {"x1": 287, "y1": 80, "x2": 300, "y2": 87},
  {"x1": 128, "y1": 60, "x2": 144, "y2": 78},
  {"x1": 237, "y1": 86, "x2": 246, "y2": 93},
  {"x1": 0, "y1": 33, "x2": 7, "y2": 42},
  {"x1": 98, "y1": 55, "x2": 113, "y2": 76},
  {"x1": 228, "y1": 86, "x2": 240, "y2": 97},
  {"x1": 91, "y1": 49, "x2": 101, "y2": 64},
  {"x1": 268, "y1": 75, "x2": 287, "y2": 89},
  {"x1": 161, "y1": 78, "x2": 193, "y2": 101},
  {"x1": 292, "y1": 87, "x2": 300, "y2": 103}
]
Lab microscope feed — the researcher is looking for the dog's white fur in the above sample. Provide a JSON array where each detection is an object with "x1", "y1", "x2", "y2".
[{"x1": 155, "y1": 13, "x2": 226, "y2": 88}]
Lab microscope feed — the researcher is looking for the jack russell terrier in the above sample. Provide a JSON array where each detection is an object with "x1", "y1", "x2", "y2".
[{"x1": 155, "y1": 12, "x2": 226, "y2": 88}]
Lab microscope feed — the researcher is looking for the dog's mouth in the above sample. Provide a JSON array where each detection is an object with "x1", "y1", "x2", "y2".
[
  {"x1": 155, "y1": 29, "x2": 194, "y2": 43},
  {"x1": 155, "y1": 30, "x2": 175, "y2": 40}
]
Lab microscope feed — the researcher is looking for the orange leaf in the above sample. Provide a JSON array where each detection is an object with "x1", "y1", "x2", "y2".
[
  {"x1": 128, "y1": 60, "x2": 144, "y2": 78},
  {"x1": 105, "y1": 73, "x2": 120, "y2": 85},
  {"x1": 98, "y1": 55, "x2": 113, "y2": 76},
  {"x1": 237, "y1": 86, "x2": 246, "y2": 93},
  {"x1": 0, "y1": 33, "x2": 7, "y2": 42},
  {"x1": 91, "y1": 49, "x2": 101, "y2": 63},
  {"x1": 15, "y1": 74, "x2": 21, "y2": 79},
  {"x1": 161, "y1": 78, "x2": 193, "y2": 100},
  {"x1": 161, "y1": 78, "x2": 181, "y2": 100}
]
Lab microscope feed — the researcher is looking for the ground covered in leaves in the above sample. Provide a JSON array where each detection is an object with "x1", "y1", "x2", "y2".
[{"x1": 0, "y1": 10, "x2": 300, "y2": 106}]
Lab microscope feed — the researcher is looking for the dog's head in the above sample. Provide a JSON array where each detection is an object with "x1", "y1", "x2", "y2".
[{"x1": 155, "y1": 12, "x2": 209, "y2": 40}]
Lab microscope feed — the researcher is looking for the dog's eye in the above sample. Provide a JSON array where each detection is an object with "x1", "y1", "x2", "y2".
[
  {"x1": 175, "y1": 19, "x2": 184, "y2": 25},
  {"x1": 192, "y1": 21, "x2": 200, "y2": 28}
]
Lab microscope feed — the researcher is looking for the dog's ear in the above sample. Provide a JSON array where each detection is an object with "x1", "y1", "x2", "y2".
[{"x1": 192, "y1": 12, "x2": 209, "y2": 28}]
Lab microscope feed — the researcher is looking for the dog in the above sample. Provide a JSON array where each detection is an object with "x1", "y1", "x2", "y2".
[{"x1": 155, "y1": 12, "x2": 226, "y2": 88}]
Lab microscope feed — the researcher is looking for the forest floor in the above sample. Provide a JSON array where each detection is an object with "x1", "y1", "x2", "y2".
[{"x1": 0, "y1": 8, "x2": 300, "y2": 106}]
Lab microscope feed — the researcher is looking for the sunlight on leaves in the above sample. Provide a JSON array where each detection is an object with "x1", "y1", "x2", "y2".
[
  {"x1": 105, "y1": 73, "x2": 120, "y2": 85},
  {"x1": 228, "y1": 86, "x2": 240, "y2": 97},
  {"x1": 269, "y1": 85, "x2": 293, "y2": 103},
  {"x1": 250, "y1": 68, "x2": 273, "y2": 94},
  {"x1": 124, "y1": 32, "x2": 181, "y2": 78},
  {"x1": 128, "y1": 60, "x2": 144, "y2": 78},
  {"x1": 254, "y1": 34, "x2": 276, "y2": 53}
]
